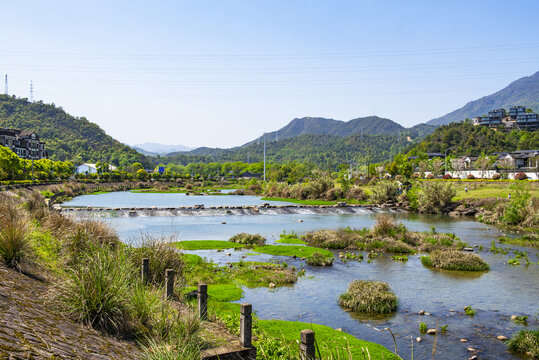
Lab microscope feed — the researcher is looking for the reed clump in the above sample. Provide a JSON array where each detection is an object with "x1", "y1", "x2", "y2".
[
  {"x1": 421, "y1": 250, "x2": 490, "y2": 271},
  {"x1": 229, "y1": 232, "x2": 266, "y2": 246},
  {"x1": 0, "y1": 198, "x2": 33, "y2": 270},
  {"x1": 508, "y1": 329, "x2": 539, "y2": 358},
  {"x1": 339, "y1": 280, "x2": 398, "y2": 314},
  {"x1": 306, "y1": 252, "x2": 334, "y2": 266}
]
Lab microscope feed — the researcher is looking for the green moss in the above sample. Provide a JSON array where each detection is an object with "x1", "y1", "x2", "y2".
[
  {"x1": 275, "y1": 238, "x2": 307, "y2": 245},
  {"x1": 175, "y1": 240, "x2": 245, "y2": 250},
  {"x1": 253, "y1": 245, "x2": 333, "y2": 259},
  {"x1": 257, "y1": 320, "x2": 398, "y2": 359}
]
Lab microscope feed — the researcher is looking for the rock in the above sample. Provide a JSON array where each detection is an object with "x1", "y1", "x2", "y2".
[
  {"x1": 463, "y1": 247, "x2": 474, "y2": 252},
  {"x1": 460, "y1": 338, "x2": 468, "y2": 343},
  {"x1": 301, "y1": 257, "x2": 306, "y2": 260},
  {"x1": 269, "y1": 282, "x2": 276, "y2": 288},
  {"x1": 339, "y1": 254, "x2": 344, "y2": 258},
  {"x1": 511, "y1": 315, "x2": 518, "y2": 320},
  {"x1": 497, "y1": 335, "x2": 508, "y2": 341},
  {"x1": 467, "y1": 347, "x2": 476, "y2": 352},
  {"x1": 416, "y1": 337, "x2": 422, "y2": 343},
  {"x1": 424, "y1": 312, "x2": 431, "y2": 316},
  {"x1": 298, "y1": 219, "x2": 303, "y2": 223},
  {"x1": 225, "y1": 253, "x2": 231, "y2": 256},
  {"x1": 292, "y1": 255, "x2": 297, "y2": 259},
  {"x1": 468, "y1": 356, "x2": 478, "y2": 360},
  {"x1": 335, "y1": 328, "x2": 342, "y2": 331},
  {"x1": 449, "y1": 309, "x2": 457, "y2": 312},
  {"x1": 418, "y1": 310, "x2": 425, "y2": 315},
  {"x1": 427, "y1": 329, "x2": 437, "y2": 335}
]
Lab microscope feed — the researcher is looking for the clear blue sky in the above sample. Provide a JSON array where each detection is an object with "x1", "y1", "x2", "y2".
[{"x1": 1, "y1": 0, "x2": 538, "y2": 148}]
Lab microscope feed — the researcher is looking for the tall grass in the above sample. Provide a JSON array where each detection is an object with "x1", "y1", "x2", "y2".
[
  {"x1": 0, "y1": 199, "x2": 33, "y2": 270},
  {"x1": 421, "y1": 250, "x2": 490, "y2": 271},
  {"x1": 54, "y1": 244, "x2": 134, "y2": 334}
]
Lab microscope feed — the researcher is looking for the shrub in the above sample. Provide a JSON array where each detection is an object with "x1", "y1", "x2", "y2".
[
  {"x1": 502, "y1": 182, "x2": 532, "y2": 226},
  {"x1": 443, "y1": 174, "x2": 452, "y2": 179},
  {"x1": 492, "y1": 173, "x2": 501, "y2": 180},
  {"x1": 508, "y1": 329, "x2": 539, "y2": 358},
  {"x1": 373, "y1": 215, "x2": 406, "y2": 236},
  {"x1": 419, "y1": 322, "x2": 427, "y2": 333},
  {"x1": 229, "y1": 232, "x2": 266, "y2": 246},
  {"x1": 416, "y1": 181, "x2": 456, "y2": 214},
  {"x1": 339, "y1": 280, "x2": 397, "y2": 313},
  {"x1": 345, "y1": 186, "x2": 368, "y2": 201},
  {"x1": 369, "y1": 181, "x2": 399, "y2": 204},
  {"x1": 0, "y1": 200, "x2": 32, "y2": 270},
  {"x1": 306, "y1": 252, "x2": 333, "y2": 266},
  {"x1": 467, "y1": 174, "x2": 475, "y2": 179},
  {"x1": 515, "y1": 172, "x2": 528, "y2": 180},
  {"x1": 54, "y1": 244, "x2": 134, "y2": 334},
  {"x1": 421, "y1": 250, "x2": 489, "y2": 271}
]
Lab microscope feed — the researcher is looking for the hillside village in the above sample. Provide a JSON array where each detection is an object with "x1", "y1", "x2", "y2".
[{"x1": 473, "y1": 105, "x2": 539, "y2": 131}]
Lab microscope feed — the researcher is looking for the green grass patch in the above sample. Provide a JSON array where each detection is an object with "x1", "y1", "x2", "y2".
[
  {"x1": 508, "y1": 329, "x2": 539, "y2": 358},
  {"x1": 175, "y1": 240, "x2": 245, "y2": 250},
  {"x1": 257, "y1": 320, "x2": 398, "y2": 359},
  {"x1": 261, "y1": 197, "x2": 338, "y2": 205},
  {"x1": 452, "y1": 182, "x2": 539, "y2": 201},
  {"x1": 339, "y1": 280, "x2": 398, "y2": 314},
  {"x1": 253, "y1": 245, "x2": 333, "y2": 259},
  {"x1": 88, "y1": 191, "x2": 111, "y2": 195},
  {"x1": 276, "y1": 237, "x2": 307, "y2": 245},
  {"x1": 498, "y1": 234, "x2": 539, "y2": 248}
]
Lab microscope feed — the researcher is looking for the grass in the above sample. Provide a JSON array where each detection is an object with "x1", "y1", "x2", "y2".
[
  {"x1": 452, "y1": 182, "x2": 539, "y2": 201},
  {"x1": 421, "y1": 250, "x2": 490, "y2": 271},
  {"x1": 261, "y1": 197, "x2": 338, "y2": 205},
  {"x1": 0, "y1": 201, "x2": 33, "y2": 270},
  {"x1": 253, "y1": 245, "x2": 333, "y2": 259},
  {"x1": 88, "y1": 190, "x2": 111, "y2": 195},
  {"x1": 229, "y1": 232, "x2": 266, "y2": 246},
  {"x1": 275, "y1": 238, "x2": 307, "y2": 244},
  {"x1": 339, "y1": 280, "x2": 398, "y2": 314},
  {"x1": 175, "y1": 240, "x2": 245, "y2": 250},
  {"x1": 306, "y1": 252, "x2": 334, "y2": 266},
  {"x1": 508, "y1": 329, "x2": 539, "y2": 358},
  {"x1": 257, "y1": 320, "x2": 399, "y2": 359},
  {"x1": 498, "y1": 234, "x2": 539, "y2": 248}
]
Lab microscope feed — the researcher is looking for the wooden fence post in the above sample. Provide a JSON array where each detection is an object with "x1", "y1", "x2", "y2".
[
  {"x1": 165, "y1": 269, "x2": 174, "y2": 299},
  {"x1": 300, "y1": 329, "x2": 316, "y2": 359},
  {"x1": 141, "y1": 258, "x2": 149, "y2": 285},
  {"x1": 198, "y1": 283, "x2": 208, "y2": 320},
  {"x1": 240, "y1": 303, "x2": 252, "y2": 348}
]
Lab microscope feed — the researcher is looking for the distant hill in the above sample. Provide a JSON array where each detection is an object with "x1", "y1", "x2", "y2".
[
  {"x1": 133, "y1": 142, "x2": 192, "y2": 155},
  {"x1": 427, "y1": 71, "x2": 539, "y2": 125},
  {"x1": 406, "y1": 121, "x2": 539, "y2": 157},
  {"x1": 246, "y1": 116, "x2": 407, "y2": 145},
  {"x1": 0, "y1": 95, "x2": 149, "y2": 166}
]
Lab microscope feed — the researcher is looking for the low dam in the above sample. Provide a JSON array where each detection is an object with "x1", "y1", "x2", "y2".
[{"x1": 59, "y1": 203, "x2": 399, "y2": 217}]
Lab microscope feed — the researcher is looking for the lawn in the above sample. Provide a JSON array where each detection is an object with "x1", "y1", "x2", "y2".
[
  {"x1": 253, "y1": 245, "x2": 333, "y2": 258},
  {"x1": 451, "y1": 182, "x2": 539, "y2": 201},
  {"x1": 174, "y1": 240, "x2": 245, "y2": 250}
]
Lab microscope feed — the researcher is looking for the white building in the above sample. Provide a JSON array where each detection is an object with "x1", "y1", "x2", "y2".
[{"x1": 75, "y1": 163, "x2": 117, "y2": 175}]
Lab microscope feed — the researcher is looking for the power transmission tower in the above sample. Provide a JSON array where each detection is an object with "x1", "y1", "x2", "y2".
[
  {"x1": 30, "y1": 81, "x2": 34, "y2": 102},
  {"x1": 4, "y1": 75, "x2": 7, "y2": 95}
]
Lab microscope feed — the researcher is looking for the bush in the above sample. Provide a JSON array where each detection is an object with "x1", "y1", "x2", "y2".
[
  {"x1": 467, "y1": 174, "x2": 475, "y2": 179},
  {"x1": 306, "y1": 252, "x2": 333, "y2": 266},
  {"x1": 417, "y1": 181, "x2": 456, "y2": 214},
  {"x1": 339, "y1": 280, "x2": 397, "y2": 314},
  {"x1": 373, "y1": 215, "x2": 406, "y2": 236},
  {"x1": 421, "y1": 250, "x2": 489, "y2": 271},
  {"x1": 229, "y1": 232, "x2": 266, "y2": 246},
  {"x1": 419, "y1": 322, "x2": 427, "y2": 333},
  {"x1": 369, "y1": 181, "x2": 399, "y2": 204},
  {"x1": 508, "y1": 329, "x2": 539, "y2": 358},
  {"x1": 443, "y1": 174, "x2": 452, "y2": 179},
  {"x1": 492, "y1": 173, "x2": 501, "y2": 180},
  {"x1": 502, "y1": 182, "x2": 532, "y2": 226},
  {"x1": 54, "y1": 245, "x2": 134, "y2": 334},
  {"x1": 345, "y1": 186, "x2": 368, "y2": 201},
  {"x1": 515, "y1": 172, "x2": 528, "y2": 180}
]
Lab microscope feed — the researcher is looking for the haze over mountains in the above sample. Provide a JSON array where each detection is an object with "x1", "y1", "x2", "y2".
[
  {"x1": 427, "y1": 71, "x2": 539, "y2": 125},
  {"x1": 133, "y1": 142, "x2": 193, "y2": 156}
]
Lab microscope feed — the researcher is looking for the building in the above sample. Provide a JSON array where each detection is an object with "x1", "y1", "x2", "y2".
[
  {"x1": 448, "y1": 150, "x2": 539, "y2": 179},
  {"x1": 75, "y1": 163, "x2": 118, "y2": 175},
  {"x1": 508, "y1": 106, "x2": 527, "y2": 120},
  {"x1": 0, "y1": 128, "x2": 46, "y2": 159},
  {"x1": 515, "y1": 113, "x2": 539, "y2": 131},
  {"x1": 475, "y1": 109, "x2": 507, "y2": 128}
]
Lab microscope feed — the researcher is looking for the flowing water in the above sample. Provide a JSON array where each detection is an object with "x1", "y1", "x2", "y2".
[{"x1": 63, "y1": 192, "x2": 539, "y2": 359}]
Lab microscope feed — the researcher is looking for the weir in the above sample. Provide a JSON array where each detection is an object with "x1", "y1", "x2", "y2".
[{"x1": 58, "y1": 203, "x2": 399, "y2": 217}]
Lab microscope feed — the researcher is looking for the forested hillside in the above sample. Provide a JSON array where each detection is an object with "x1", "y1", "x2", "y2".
[
  {"x1": 165, "y1": 133, "x2": 412, "y2": 166},
  {"x1": 407, "y1": 121, "x2": 539, "y2": 156},
  {"x1": 0, "y1": 95, "x2": 149, "y2": 166}
]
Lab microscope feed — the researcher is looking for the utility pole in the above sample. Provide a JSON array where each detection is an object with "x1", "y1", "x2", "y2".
[
  {"x1": 4, "y1": 75, "x2": 7, "y2": 95},
  {"x1": 263, "y1": 132, "x2": 266, "y2": 181},
  {"x1": 29, "y1": 81, "x2": 34, "y2": 102}
]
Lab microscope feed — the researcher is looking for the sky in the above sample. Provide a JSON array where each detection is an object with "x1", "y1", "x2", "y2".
[{"x1": 1, "y1": 0, "x2": 538, "y2": 148}]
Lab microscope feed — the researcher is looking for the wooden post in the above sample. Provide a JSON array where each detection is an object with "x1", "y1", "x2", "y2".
[
  {"x1": 300, "y1": 329, "x2": 316, "y2": 360},
  {"x1": 198, "y1": 283, "x2": 208, "y2": 320},
  {"x1": 165, "y1": 269, "x2": 174, "y2": 299},
  {"x1": 240, "y1": 303, "x2": 252, "y2": 348},
  {"x1": 141, "y1": 258, "x2": 149, "y2": 285}
]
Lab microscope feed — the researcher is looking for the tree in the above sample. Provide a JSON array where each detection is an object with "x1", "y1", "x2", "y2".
[
  {"x1": 475, "y1": 155, "x2": 493, "y2": 179},
  {"x1": 0, "y1": 147, "x2": 21, "y2": 180},
  {"x1": 136, "y1": 169, "x2": 148, "y2": 181},
  {"x1": 430, "y1": 158, "x2": 444, "y2": 178}
]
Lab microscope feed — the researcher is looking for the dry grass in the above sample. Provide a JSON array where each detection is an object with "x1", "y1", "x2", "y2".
[
  {"x1": 339, "y1": 280, "x2": 398, "y2": 314},
  {"x1": 0, "y1": 199, "x2": 33, "y2": 270}
]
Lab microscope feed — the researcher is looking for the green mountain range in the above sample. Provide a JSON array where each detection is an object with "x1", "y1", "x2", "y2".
[
  {"x1": 0, "y1": 95, "x2": 149, "y2": 167},
  {"x1": 427, "y1": 71, "x2": 539, "y2": 125}
]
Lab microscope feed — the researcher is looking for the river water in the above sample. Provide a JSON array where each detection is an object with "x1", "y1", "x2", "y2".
[{"x1": 63, "y1": 192, "x2": 539, "y2": 359}]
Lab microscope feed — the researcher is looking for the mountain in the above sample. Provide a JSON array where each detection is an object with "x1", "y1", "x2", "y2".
[
  {"x1": 0, "y1": 95, "x2": 149, "y2": 167},
  {"x1": 133, "y1": 142, "x2": 192, "y2": 155},
  {"x1": 247, "y1": 116, "x2": 407, "y2": 145},
  {"x1": 427, "y1": 71, "x2": 539, "y2": 125}
]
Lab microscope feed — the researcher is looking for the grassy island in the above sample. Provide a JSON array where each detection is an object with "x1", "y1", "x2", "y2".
[
  {"x1": 421, "y1": 250, "x2": 490, "y2": 271},
  {"x1": 339, "y1": 280, "x2": 398, "y2": 314}
]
